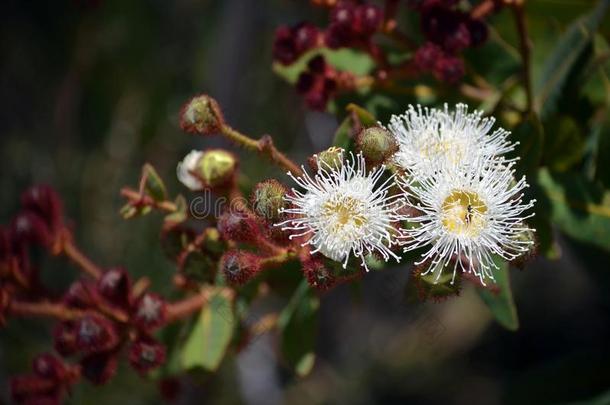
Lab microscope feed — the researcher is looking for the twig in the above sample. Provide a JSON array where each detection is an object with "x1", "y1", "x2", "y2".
[{"x1": 512, "y1": 2, "x2": 533, "y2": 113}]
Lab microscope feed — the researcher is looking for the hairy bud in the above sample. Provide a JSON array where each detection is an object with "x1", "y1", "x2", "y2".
[
  {"x1": 303, "y1": 258, "x2": 337, "y2": 291},
  {"x1": 179, "y1": 94, "x2": 225, "y2": 135},
  {"x1": 219, "y1": 250, "x2": 262, "y2": 286},
  {"x1": 251, "y1": 180, "x2": 287, "y2": 222},
  {"x1": 217, "y1": 210, "x2": 261, "y2": 244},
  {"x1": 356, "y1": 126, "x2": 398, "y2": 166},
  {"x1": 128, "y1": 337, "x2": 167, "y2": 374},
  {"x1": 307, "y1": 146, "x2": 344, "y2": 172}
]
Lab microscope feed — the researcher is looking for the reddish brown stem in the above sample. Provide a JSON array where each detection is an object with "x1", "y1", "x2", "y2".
[
  {"x1": 62, "y1": 237, "x2": 102, "y2": 279},
  {"x1": 512, "y1": 2, "x2": 533, "y2": 113},
  {"x1": 165, "y1": 288, "x2": 234, "y2": 323},
  {"x1": 9, "y1": 300, "x2": 86, "y2": 320}
]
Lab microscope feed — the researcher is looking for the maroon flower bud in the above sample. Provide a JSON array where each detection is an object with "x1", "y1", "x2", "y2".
[
  {"x1": 296, "y1": 72, "x2": 315, "y2": 94},
  {"x1": 219, "y1": 249, "x2": 262, "y2": 286},
  {"x1": 466, "y1": 18, "x2": 488, "y2": 47},
  {"x1": 10, "y1": 211, "x2": 53, "y2": 247},
  {"x1": 217, "y1": 209, "x2": 261, "y2": 244},
  {"x1": 443, "y1": 21, "x2": 471, "y2": 52},
  {"x1": 331, "y1": 1, "x2": 357, "y2": 30},
  {"x1": 128, "y1": 337, "x2": 167, "y2": 374},
  {"x1": 80, "y1": 352, "x2": 118, "y2": 385},
  {"x1": 293, "y1": 22, "x2": 319, "y2": 54},
  {"x1": 273, "y1": 26, "x2": 298, "y2": 65},
  {"x1": 63, "y1": 280, "x2": 97, "y2": 309},
  {"x1": 133, "y1": 293, "x2": 167, "y2": 331},
  {"x1": 75, "y1": 314, "x2": 119, "y2": 354},
  {"x1": 53, "y1": 321, "x2": 78, "y2": 356},
  {"x1": 20, "y1": 185, "x2": 63, "y2": 232},
  {"x1": 324, "y1": 23, "x2": 353, "y2": 49},
  {"x1": 356, "y1": 4, "x2": 383, "y2": 35},
  {"x1": 414, "y1": 42, "x2": 444, "y2": 72},
  {"x1": 303, "y1": 258, "x2": 337, "y2": 291},
  {"x1": 97, "y1": 267, "x2": 131, "y2": 309},
  {"x1": 32, "y1": 354, "x2": 66, "y2": 382},
  {"x1": 433, "y1": 55, "x2": 465, "y2": 84},
  {"x1": 1, "y1": 225, "x2": 11, "y2": 261},
  {"x1": 10, "y1": 375, "x2": 59, "y2": 405},
  {"x1": 307, "y1": 55, "x2": 327, "y2": 74},
  {"x1": 304, "y1": 86, "x2": 331, "y2": 111}
]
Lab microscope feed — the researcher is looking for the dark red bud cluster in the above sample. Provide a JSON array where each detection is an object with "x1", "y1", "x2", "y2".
[
  {"x1": 273, "y1": 22, "x2": 321, "y2": 65},
  {"x1": 296, "y1": 55, "x2": 338, "y2": 110},
  {"x1": 10, "y1": 353, "x2": 78, "y2": 405},
  {"x1": 414, "y1": 3, "x2": 489, "y2": 83},
  {"x1": 128, "y1": 336, "x2": 167, "y2": 374},
  {"x1": 326, "y1": 1, "x2": 383, "y2": 49}
]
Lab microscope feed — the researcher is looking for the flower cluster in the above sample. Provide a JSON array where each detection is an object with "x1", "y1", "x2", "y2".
[{"x1": 387, "y1": 103, "x2": 535, "y2": 284}]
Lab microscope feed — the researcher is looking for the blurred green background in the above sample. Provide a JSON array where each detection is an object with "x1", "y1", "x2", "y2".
[{"x1": 1, "y1": 0, "x2": 610, "y2": 404}]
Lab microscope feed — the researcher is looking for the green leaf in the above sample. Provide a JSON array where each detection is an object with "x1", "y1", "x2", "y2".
[
  {"x1": 181, "y1": 292, "x2": 234, "y2": 371},
  {"x1": 278, "y1": 280, "x2": 319, "y2": 377},
  {"x1": 533, "y1": 0, "x2": 610, "y2": 119},
  {"x1": 594, "y1": 118, "x2": 610, "y2": 188},
  {"x1": 537, "y1": 168, "x2": 610, "y2": 252},
  {"x1": 273, "y1": 48, "x2": 375, "y2": 85},
  {"x1": 164, "y1": 195, "x2": 188, "y2": 228},
  {"x1": 143, "y1": 163, "x2": 167, "y2": 202},
  {"x1": 345, "y1": 103, "x2": 377, "y2": 127},
  {"x1": 543, "y1": 116, "x2": 585, "y2": 172},
  {"x1": 332, "y1": 115, "x2": 355, "y2": 150},
  {"x1": 476, "y1": 258, "x2": 519, "y2": 331}
]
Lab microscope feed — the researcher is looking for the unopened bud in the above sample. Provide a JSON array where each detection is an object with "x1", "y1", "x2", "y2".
[
  {"x1": 97, "y1": 267, "x2": 132, "y2": 309},
  {"x1": 179, "y1": 94, "x2": 225, "y2": 135},
  {"x1": 32, "y1": 354, "x2": 67, "y2": 382},
  {"x1": 53, "y1": 321, "x2": 78, "y2": 356},
  {"x1": 511, "y1": 227, "x2": 537, "y2": 269},
  {"x1": 20, "y1": 185, "x2": 63, "y2": 232},
  {"x1": 75, "y1": 314, "x2": 120, "y2": 354},
  {"x1": 128, "y1": 337, "x2": 167, "y2": 374},
  {"x1": 217, "y1": 210, "x2": 261, "y2": 244},
  {"x1": 307, "y1": 146, "x2": 344, "y2": 172},
  {"x1": 303, "y1": 258, "x2": 337, "y2": 291},
  {"x1": 356, "y1": 126, "x2": 398, "y2": 166},
  {"x1": 177, "y1": 149, "x2": 237, "y2": 191},
  {"x1": 251, "y1": 180, "x2": 287, "y2": 222},
  {"x1": 80, "y1": 352, "x2": 118, "y2": 385},
  {"x1": 219, "y1": 250, "x2": 262, "y2": 286},
  {"x1": 133, "y1": 293, "x2": 167, "y2": 331}
]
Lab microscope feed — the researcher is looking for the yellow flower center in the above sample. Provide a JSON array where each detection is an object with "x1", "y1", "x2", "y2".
[
  {"x1": 441, "y1": 189, "x2": 487, "y2": 237},
  {"x1": 322, "y1": 196, "x2": 367, "y2": 232}
]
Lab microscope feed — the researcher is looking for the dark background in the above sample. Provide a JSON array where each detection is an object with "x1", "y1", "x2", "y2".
[{"x1": 1, "y1": 1, "x2": 610, "y2": 404}]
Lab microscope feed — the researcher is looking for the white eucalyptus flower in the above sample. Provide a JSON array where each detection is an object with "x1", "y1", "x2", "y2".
[
  {"x1": 387, "y1": 103, "x2": 516, "y2": 177},
  {"x1": 176, "y1": 150, "x2": 204, "y2": 191},
  {"x1": 399, "y1": 157, "x2": 535, "y2": 284},
  {"x1": 277, "y1": 152, "x2": 407, "y2": 271}
]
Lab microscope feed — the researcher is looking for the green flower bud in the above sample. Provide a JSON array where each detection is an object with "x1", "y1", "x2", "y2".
[
  {"x1": 307, "y1": 146, "x2": 344, "y2": 172},
  {"x1": 177, "y1": 149, "x2": 237, "y2": 190},
  {"x1": 355, "y1": 126, "x2": 398, "y2": 166},
  {"x1": 251, "y1": 179, "x2": 287, "y2": 222},
  {"x1": 411, "y1": 262, "x2": 462, "y2": 302},
  {"x1": 179, "y1": 94, "x2": 225, "y2": 135}
]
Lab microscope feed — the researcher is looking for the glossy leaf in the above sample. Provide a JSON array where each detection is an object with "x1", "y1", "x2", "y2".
[
  {"x1": 181, "y1": 292, "x2": 235, "y2": 371},
  {"x1": 143, "y1": 163, "x2": 168, "y2": 202},
  {"x1": 534, "y1": 0, "x2": 610, "y2": 119},
  {"x1": 278, "y1": 280, "x2": 319, "y2": 377},
  {"x1": 537, "y1": 168, "x2": 610, "y2": 252},
  {"x1": 476, "y1": 258, "x2": 519, "y2": 331}
]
